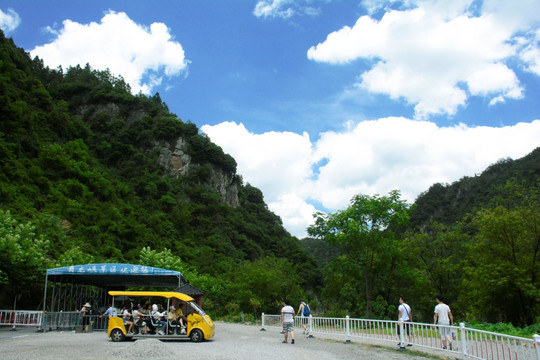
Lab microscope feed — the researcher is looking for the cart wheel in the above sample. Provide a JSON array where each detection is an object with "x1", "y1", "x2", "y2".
[
  {"x1": 110, "y1": 329, "x2": 125, "y2": 342},
  {"x1": 190, "y1": 329, "x2": 203, "y2": 342}
]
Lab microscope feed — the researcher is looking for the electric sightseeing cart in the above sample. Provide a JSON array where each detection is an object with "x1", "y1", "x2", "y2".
[{"x1": 107, "y1": 291, "x2": 214, "y2": 342}]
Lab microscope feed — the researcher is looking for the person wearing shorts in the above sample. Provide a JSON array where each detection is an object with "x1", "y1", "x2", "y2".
[
  {"x1": 122, "y1": 303, "x2": 134, "y2": 334},
  {"x1": 434, "y1": 295, "x2": 454, "y2": 350},
  {"x1": 296, "y1": 300, "x2": 311, "y2": 334},
  {"x1": 281, "y1": 299, "x2": 295, "y2": 344}
]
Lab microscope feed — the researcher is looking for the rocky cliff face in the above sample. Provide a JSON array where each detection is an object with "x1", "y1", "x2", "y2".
[
  {"x1": 77, "y1": 103, "x2": 239, "y2": 208},
  {"x1": 156, "y1": 137, "x2": 192, "y2": 177},
  {"x1": 155, "y1": 137, "x2": 239, "y2": 208}
]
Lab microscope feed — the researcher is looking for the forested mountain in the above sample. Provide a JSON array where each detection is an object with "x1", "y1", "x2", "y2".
[
  {"x1": 299, "y1": 237, "x2": 339, "y2": 268},
  {"x1": 410, "y1": 148, "x2": 540, "y2": 229},
  {"x1": 303, "y1": 147, "x2": 540, "y2": 271},
  {"x1": 0, "y1": 31, "x2": 320, "y2": 311}
]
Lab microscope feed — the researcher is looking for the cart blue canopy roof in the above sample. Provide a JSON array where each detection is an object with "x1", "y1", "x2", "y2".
[{"x1": 46, "y1": 263, "x2": 186, "y2": 288}]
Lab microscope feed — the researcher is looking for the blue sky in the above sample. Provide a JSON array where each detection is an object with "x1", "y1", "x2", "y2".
[{"x1": 1, "y1": 0, "x2": 540, "y2": 237}]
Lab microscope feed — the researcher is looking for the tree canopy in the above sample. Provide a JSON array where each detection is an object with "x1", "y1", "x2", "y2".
[{"x1": 308, "y1": 190, "x2": 410, "y2": 317}]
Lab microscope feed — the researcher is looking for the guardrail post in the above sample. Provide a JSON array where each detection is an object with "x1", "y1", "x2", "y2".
[
  {"x1": 460, "y1": 323, "x2": 467, "y2": 359},
  {"x1": 533, "y1": 334, "x2": 540, "y2": 360},
  {"x1": 345, "y1": 315, "x2": 351, "y2": 343},
  {"x1": 307, "y1": 315, "x2": 314, "y2": 338},
  {"x1": 37, "y1": 311, "x2": 44, "y2": 332},
  {"x1": 398, "y1": 317, "x2": 405, "y2": 350},
  {"x1": 38, "y1": 311, "x2": 46, "y2": 332},
  {"x1": 11, "y1": 311, "x2": 17, "y2": 331},
  {"x1": 260, "y1": 312, "x2": 266, "y2": 331}
]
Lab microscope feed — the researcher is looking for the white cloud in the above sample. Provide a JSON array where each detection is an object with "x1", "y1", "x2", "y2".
[
  {"x1": 466, "y1": 63, "x2": 521, "y2": 98},
  {"x1": 254, "y1": 0, "x2": 294, "y2": 19},
  {"x1": 201, "y1": 122, "x2": 314, "y2": 201},
  {"x1": 268, "y1": 194, "x2": 317, "y2": 233},
  {"x1": 518, "y1": 28, "x2": 540, "y2": 76},
  {"x1": 481, "y1": 0, "x2": 540, "y2": 29},
  {"x1": 30, "y1": 11, "x2": 188, "y2": 94},
  {"x1": 253, "y1": 0, "x2": 320, "y2": 19},
  {"x1": 203, "y1": 118, "x2": 540, "y2": 238},
  {"x1": 0, "y1": 8, "x2": 21, "y2": 34},
  {"x1": 307, "y1": 0, "x2": 539, "y2": 119}
]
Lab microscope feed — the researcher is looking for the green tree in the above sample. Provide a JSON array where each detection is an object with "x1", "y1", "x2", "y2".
[
  {"x1": 308, "y1": 190, "x2": 409, "y2": 317},
  {"x1": 401, "y1": 222, "x2": 468, "y2": 322},
  {"x1": 226, "y1": 256, "x2": 304, "y2": 315},
  {"x1": 0, "y1": 210, "x2": 50, "y2": 307},
  {"x1": 56, "y1": 246, "x2": 95, "y2": 266},
  {"x1": 465, "y1": 182, "x2": 540, "y2": 325},
  {"x1": 139, "y1": 246, "x2": 185, "y2": 271}
]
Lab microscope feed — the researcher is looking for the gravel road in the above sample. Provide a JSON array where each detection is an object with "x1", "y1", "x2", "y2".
[{"x1": 0, "y1": 322, "x2": 453, "y2": 360}]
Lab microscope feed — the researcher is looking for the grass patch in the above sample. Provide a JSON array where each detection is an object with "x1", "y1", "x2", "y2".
[{"x1": 466, "y1": 321, "x2": 539, "y2": 338}]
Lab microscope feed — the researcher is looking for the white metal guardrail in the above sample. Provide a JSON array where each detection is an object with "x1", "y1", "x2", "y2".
[
  {"x1": 40, "y1": 311, "x2": 108, "y2": 331},
  {"x1": 261, "y1": 313, "x2": 540, "y2": 360},
  {"x1": 0, "y1": 310, "x2": 109, "y2": 331},
  {"x1": 0, "y1": 310, "x2": 43, "y2": 330}
]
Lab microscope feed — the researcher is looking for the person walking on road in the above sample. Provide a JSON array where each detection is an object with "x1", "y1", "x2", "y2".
[
  {"x1": 281, "y1": 299, "x2": 295, "y2": 344},
  {"x1": 297, "y1": 300, "x2": 311, "y2": 334},
  {"x1": 434, "y1": 295, "x2": 454, "y2": 350},
  {"x1": 397, "y1": 297, "x2": 412, "y2": 347}
]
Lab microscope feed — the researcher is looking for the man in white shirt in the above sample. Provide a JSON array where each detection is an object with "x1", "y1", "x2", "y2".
[
  {"x1": 397, "y1": 297, "x2": 412, "y2": 347},
  {"x1": 281, "y1": 299, "x2": 295, "y2": 344},
  {"x1": 434, "y1": 295, "x2": 454, "y2": 350}
]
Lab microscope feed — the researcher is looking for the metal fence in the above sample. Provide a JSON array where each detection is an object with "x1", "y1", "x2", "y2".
[
  {"x1": 0, "y1": 310, "x2": 43, "y2": 330},
  {"x1": 261, "y1": 313, "x2": 540, "y2": 360},
  {"x1": 0, "y1": 310, "x2": 108, "y2": 331},
  {"x1": 41, "y1": 311, "x2": 109, "y2": 331}
]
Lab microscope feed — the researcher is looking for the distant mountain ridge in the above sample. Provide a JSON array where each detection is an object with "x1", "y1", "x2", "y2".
[
  {"x1": 410, "y1": 147, "x2": 540, "y2": 228},
  {"x1": 300, "y1": 147, "x2": 540, "y2": 266}
]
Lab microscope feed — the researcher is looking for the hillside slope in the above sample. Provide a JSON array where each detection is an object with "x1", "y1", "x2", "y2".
[
  {"x1": 410, "y1": 147, "x2": 540, "y2": 228},
  {"x1": 0, "y1": 31, "x2": 321, "y2": 300}
]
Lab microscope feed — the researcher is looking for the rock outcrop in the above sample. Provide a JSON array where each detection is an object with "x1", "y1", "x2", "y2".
[{"x1": 155, "y1": 137, "x2": 239, "y2": 208}]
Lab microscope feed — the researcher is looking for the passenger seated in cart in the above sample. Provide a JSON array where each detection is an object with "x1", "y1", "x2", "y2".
[
  {"x1": 176, "y1": 303, "x2": 188, "y2": 324},
  {"x1": 142, "y1": 302, "x2": 156, "y2": 334},
  {"x1": 132, "y1": 304, "x2": 142, "y2": 332},
  {"x1": 133, "y1": 303, "x2": 152, "y2": 334},
  {"x1": 122, "y1": 303, "x2": 135, "y2": 335},
  {"x1": 168, "y1": 305, "x2": 186, "y2": 334},
  {"x1": 151, "y1": 304, "x2": 167, "y2": 335}
]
